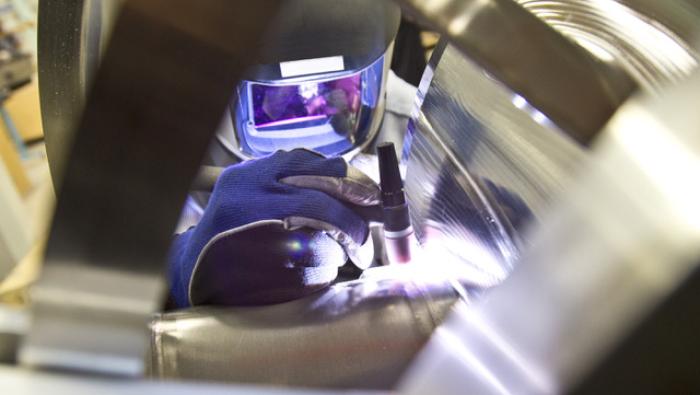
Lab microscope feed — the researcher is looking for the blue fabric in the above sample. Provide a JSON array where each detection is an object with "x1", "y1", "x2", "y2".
[{"x1": 168, "y1": 149, "x2": 368, "y2": 307}]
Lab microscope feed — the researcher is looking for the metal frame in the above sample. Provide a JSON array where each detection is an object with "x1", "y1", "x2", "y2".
[
  {"x1": 8, "y1": 0, "x2": 700, "y2": 393},
  {"x1": 23, "y1": 0, "x2": 285, "y2": 376}
]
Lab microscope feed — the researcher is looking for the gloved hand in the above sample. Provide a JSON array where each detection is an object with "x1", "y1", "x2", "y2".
[{"x1": 168, "y1": 149, "x2": 381, "y2": 308}]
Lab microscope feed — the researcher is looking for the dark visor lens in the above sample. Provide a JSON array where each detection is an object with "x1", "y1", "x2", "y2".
[{"x1": 251, "y1": 74, "x2": 361, "y2": 128}]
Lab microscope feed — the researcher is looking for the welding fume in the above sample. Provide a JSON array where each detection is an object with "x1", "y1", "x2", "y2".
[{"x1": 166, "y1": 0, "x2": 425, "y2": 308}]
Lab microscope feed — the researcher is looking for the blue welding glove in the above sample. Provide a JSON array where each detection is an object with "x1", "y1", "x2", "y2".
[{"x1": 168, "y1": 149, "x2": 381, "y2": 308}]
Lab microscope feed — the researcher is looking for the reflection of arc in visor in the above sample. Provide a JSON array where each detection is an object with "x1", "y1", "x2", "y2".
[
  {"x1": 245, "y1": 121, "x2": 348, "y2": 154},
  {"x1": 234, "y1": 54, "x2": 385, "y2": 158},
  {"x1": 251, "y1": 74, "x2": 361, "y2": 127},
  {"x1": 254, "y1": 115, "x2": 327, "y2": 129}
]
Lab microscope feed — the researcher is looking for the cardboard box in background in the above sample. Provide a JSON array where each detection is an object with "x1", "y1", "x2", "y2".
[
  {"x1": 0, "y1": 78, "x2": 43, "y2": 196},
  {"x1": 0, "y1": 123, "x2": 30, "y2": 196},
  {"x1": 7, "y1": 79, "x2": 42, "y2": 142}
]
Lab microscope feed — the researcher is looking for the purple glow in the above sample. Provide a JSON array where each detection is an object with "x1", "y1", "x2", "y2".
[
  {"x1": 251, "y1": 73, "x2": 361, "y2": 127},
  {"x1": 233, "y1": 54, "x2": 386, "y2": 158},
  {"x1": 255, "y1": 115, "x2": 327, "y2": 129}
]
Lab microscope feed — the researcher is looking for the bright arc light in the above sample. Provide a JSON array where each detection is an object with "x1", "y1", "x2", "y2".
[
  {"x1": 298, "y1": 82, "x2": 319, "y2": 99},
  {"x1": 511, "y1": 94, "x2": 527, "y2": 110}
]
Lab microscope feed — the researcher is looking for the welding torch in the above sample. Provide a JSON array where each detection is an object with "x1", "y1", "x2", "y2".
[{"x1": 377, "y1": 142, "x2": 414, "y2": 264}]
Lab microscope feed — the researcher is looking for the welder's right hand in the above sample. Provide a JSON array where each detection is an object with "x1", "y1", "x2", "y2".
[{"x1": 167, "y1": 149, "x2": 381, "y2": 308}]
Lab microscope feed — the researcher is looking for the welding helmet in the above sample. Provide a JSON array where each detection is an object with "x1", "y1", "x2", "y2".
[{"x1": 215, "y1": 0, "x2": 401, "y2": 161}]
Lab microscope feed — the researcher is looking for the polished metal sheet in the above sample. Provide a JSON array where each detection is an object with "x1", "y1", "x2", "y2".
[
  {"x1": 404, "y1": 42, "x2": 587, "y2": 287},
  {"x1": 399, "y1": 69, "x2": 700, "y2": 394},
  {"x1": 402, "y1": 0, "x2": 699, "y2": 289}
]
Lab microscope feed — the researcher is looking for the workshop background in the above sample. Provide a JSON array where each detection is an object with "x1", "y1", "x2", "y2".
[{"x1": 0, "y1": 0, "x2": 53, "y2": 306}]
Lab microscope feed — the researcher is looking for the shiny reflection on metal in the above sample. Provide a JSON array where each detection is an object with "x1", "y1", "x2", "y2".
[
  {"x1": 606, "y1": 0, "x2": 700, "y2": 50},
  {"x1": 403, "y1": 42, "x2": 586, "y2": 287},
  {"x1": 396, "y1": 0, "x2": 636, "y2": 144},
  {"x1": 24, "y1": 0, "x2": 283, "y2": 376},
  {"x1": 518, "y1": 0, "x2": 699, "y2": 92},
  {"x1": 149, "y1": 275, "x2": 463, "y2": 389},
  {"x1": 399, "y1": 71, "x2": 700, "y2": 394},
  {"x1": 20, "y1": 266, "x2": 164, "y2": 375},
  {"x1": 1, "y1": 366, "x2": 370, "y2": 395}
]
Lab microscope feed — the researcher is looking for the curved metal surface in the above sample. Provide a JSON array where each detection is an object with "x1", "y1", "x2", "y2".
[
  {"x1": 518, "y1": 0, "x2": 699, "y2": 92},
  {"x1": 401, "y1": 1, "x2": 699, "y2": 288},
  {"x1": 149, "y1": 275, "x2": 462, "y2": 389},
  {"x1": 399, "y1": 70, "x2": 700, "y2": 394},
  {"x1": 615, "y1": 0, "x2": 700, "y2": 47},
  {"x1": 396, "y1": 0, "x2": 636, "y2": 145},
  {"x1": 403, "y1": 41, "x2": 587, "y2": 287},
  {"x1": 38, "y1": 0, "x2": 123, "y2": 187}
]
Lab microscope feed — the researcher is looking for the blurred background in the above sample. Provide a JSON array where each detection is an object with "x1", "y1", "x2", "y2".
[{"x1": 0, "y1": 0, "x2": 53, "y2": 307}]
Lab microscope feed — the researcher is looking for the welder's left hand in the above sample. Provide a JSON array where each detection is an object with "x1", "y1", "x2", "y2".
[{"x1": 167, "y1": 149, "x2": 381, "y2": 308}]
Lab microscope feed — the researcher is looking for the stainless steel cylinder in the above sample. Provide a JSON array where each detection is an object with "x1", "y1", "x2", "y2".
[{"x1": 148, "y1": 276, "x2": 463, "y2": 389}]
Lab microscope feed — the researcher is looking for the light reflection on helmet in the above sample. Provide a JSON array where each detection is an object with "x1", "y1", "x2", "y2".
[
  {"x1": 214, "y1": 0, "x2": 400, "y2": 161},
  {"x1": 228, "y1": 54, "x2": 388, "y2": 159}
]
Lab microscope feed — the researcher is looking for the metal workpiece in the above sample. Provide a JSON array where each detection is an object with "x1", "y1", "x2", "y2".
[
  {"x1": 19, "y1": 266, "x2": 164, "y2": 375},
  {"x1": 518, "y1": 0, "x2": 699, "y2": 92},
  {"x1": 404, "y1": 42, "x2": 586, "y2": 288},
  {"x1": 395, "y1": 0, "x2": 636, "y2": 144},
  {"x1": 38, "y1": 0, "x2": 123, "y2": 187},
  {"x1": 25, "y1": 0, "x2": 284, "y2": 376},
  {"x1": 1, "y1": 366, "x2": 378, "y2": 395},
  {"x1": 148, "y1": 276, "x2": 463, "y2": 389},
  {"x1": 400, "y1": 0, "x2": 698, "y2": 287},
  {"x1": 399, "y1": 71, "x2": 700, "y2": 394},
  {"x1": 613, "y1": 0, "x2": 700, "y2": 48}
]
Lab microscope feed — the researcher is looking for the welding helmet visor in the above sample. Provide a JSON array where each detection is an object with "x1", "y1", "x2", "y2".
[
  {"x1": 213, "y1": 0, "x2": 400, "y2": 161},
  {"x1": 229, "y1": 54, "x2": 387, "y2": 159}
]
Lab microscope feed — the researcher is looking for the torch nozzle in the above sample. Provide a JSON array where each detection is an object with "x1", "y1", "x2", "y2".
[{"x1": 377, "y1": 142, "x2": 413, "y2": 264}]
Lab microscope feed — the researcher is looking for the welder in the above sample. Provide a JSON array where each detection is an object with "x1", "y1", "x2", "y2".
[{"x1": 167, "y1": 0, "x2": 418, "y2": 308}]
